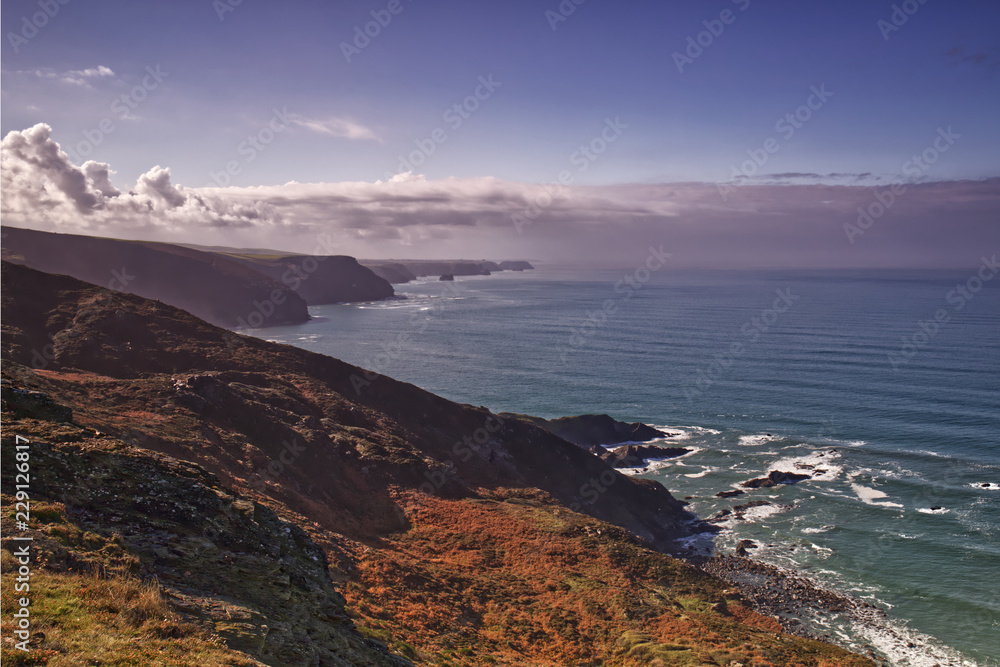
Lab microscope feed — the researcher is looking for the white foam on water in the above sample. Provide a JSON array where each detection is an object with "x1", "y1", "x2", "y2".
[
  {"x1": 771, "y1": 449, "x2": 844, "y2": 482},
  {"x1": 737, "y1": 433, "x2": 780, "y2": 446},
  {"x1": 649, "y1": 424, "x2": 722, "y2": 442},
  {"x1": 916, "y1": 507, "x2": 950, "y2": 515},
  {"x1": 850, "y1": 612, "x2": 979, "y2": 667},
  {"x1": 683, "y1": 467, "x2": 717, "y2": 479},
  {"x1": 971, "y1": 482, "x2": 1000, "y2": 491},
  {"x1": 850, "y1": 483, "x2": 905, "y2": 508},
  {"x1": 802, "y1": 525, "x2": 835, "y2": 534}
]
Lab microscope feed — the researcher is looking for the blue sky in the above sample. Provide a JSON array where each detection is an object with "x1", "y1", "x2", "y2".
[{"x1": 1, "y1": 0, "x2": 998, "y2": 265}]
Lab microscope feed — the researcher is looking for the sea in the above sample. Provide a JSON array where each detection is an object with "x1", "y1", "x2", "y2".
[{"x1": 249, "y1": 266, "x2": 1000, "y2": 666}]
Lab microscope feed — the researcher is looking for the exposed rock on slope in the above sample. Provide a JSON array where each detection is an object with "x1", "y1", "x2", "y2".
[
  {"x1": 0, "y1": 413, "x2": 411, "y2": 666},
  {"x1": 1, "y1": 226, "x2": 308, "y2": 328}
]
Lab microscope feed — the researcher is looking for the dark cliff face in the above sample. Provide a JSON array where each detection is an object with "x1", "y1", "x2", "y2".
[
  {"x1": 0, "y1": 260, "x2": 696, "y2": 550},
  {"x1": 1, "y1": 226, "x2": 309, "y2": 329},
  {"x1": 501, "y1": 412, "x2": 669, "y2": 448},
  {"x1": 227, "y1": 254, "x2": 395, "y2": 305}
]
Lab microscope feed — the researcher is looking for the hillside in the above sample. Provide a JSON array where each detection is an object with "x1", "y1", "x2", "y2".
[
  {"x1": 1, "y1": 226, "x2": 309, "y2": 328},
  {"x1": 0, "y1": 261, "x2": 873, "y2": 666}
]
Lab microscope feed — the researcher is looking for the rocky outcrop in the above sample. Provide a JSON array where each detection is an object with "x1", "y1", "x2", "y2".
[
  {"x1": 501, "y1": 412, "x2": 673, "y2": 448},
  {"x1": 601, "y1": 443, "x2": 691, "y2": 468},
  {"x1": 439, "y1": 274, "x2": 454, "y2": 281},
  {"x1": 227, "y1": 254, "x2": 395, "y2": 305},
  {"x1": 742, "y1": 470, "x2": 812, "y2": 488},
  {"x1": 1, "y1": 226, "x2": 309, "y2": 329}
]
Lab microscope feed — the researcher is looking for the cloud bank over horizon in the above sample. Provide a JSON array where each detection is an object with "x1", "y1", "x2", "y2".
[{"x1": 2, "y1": 123, "x2": 998, "y2": 269}]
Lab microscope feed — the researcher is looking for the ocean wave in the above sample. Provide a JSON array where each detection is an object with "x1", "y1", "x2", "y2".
[
  {"x1": 771, "y1": 449, "x2": 844, "y2": 483},
  {"x1": 737, "y1": 433, "x2": 780, "y2": 446},
  {"x1": 971, "y1": 482, "x2": 1000, "y2": 491},
  {"x1": 916, "y1": 507, "x2": 951, "y2": 515},
  {"x1": 849, "y1": 483, "x2": 904, "y2": 508},
  {"x1": 802, "y1": 525, "x2": 836, "y2": 534}
]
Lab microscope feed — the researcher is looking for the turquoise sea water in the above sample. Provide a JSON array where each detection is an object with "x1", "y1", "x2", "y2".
[{"x1": 251, "y1": 266, "x2": 1000, "y2": 666}]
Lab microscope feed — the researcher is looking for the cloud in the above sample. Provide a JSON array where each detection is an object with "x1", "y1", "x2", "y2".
[
  {"x1": 2, "y1": 123, "x2": 998, "y2": 268},
  {"x1": 18, "y1": 66, "x2": 117, "y2": 87},
  {"x1": 286, "y1": 114, "x2": 380, "y2": 141},
  {"x1": 1, "y1": 124, "x2": 284, "y2": 232}
]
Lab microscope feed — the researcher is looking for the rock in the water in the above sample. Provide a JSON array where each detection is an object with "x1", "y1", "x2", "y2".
[
  {"x1": 735, "y1": 539, "x2": 758, "y2": 557},
  {"x1": 439, "y1": 273, "x2": 455, "y2": 281},
  {"x1": 716, "y1": 490, "x2": 745, "y2": 498},
  {"x1": 499, "y1": 412, "x2": 676, "y2": 448},
  {"x1": 742, "y1": 470, "x2": 811, "y2": 488},
  {"x1": 601, "y1": 444, "x2": 691, "y2": 468}
]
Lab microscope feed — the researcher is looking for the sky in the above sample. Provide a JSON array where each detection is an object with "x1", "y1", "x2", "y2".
[{"x1": 1, "y1": 0, "x2": 998, "y2": 267}]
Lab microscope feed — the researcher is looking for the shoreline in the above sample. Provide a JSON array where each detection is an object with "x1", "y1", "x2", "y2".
[{"x1": 688, "y1": 552, "x2": 979, "y2": 667}]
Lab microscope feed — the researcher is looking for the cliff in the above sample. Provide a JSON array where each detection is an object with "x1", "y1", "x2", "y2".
[
  {"x1": 1, "y1": 226, "x2": 309, "y2": 329},
  {"x1": 0, "y1": 261, "x2": 873, "y2": 666},
  {"x1": 225, "y1": 253, "x2": 395, "y2": 305}
]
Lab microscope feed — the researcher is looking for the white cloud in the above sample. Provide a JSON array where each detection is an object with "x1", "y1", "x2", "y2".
[
  {"x1": 19, "y1": 66, "x2": 117, "y2": 88},
  {"x1": 286, "y1": 114, "x2": 380, "y2": 141},
  {"x1": 2, "y1": 123, "x2": 998, "y2": 268}
]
